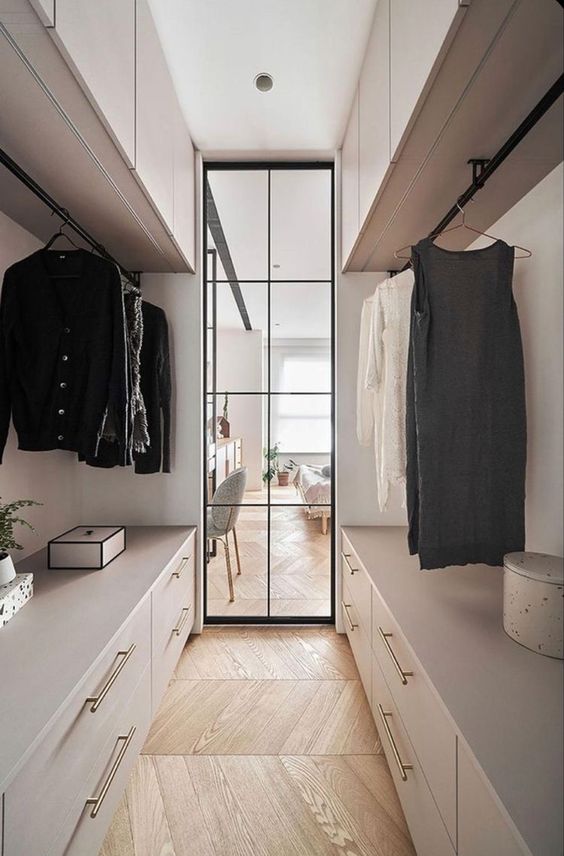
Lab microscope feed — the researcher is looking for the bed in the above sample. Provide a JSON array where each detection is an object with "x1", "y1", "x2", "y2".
[{"x1": 292, "y1": 464, "x2": 332, "y2": 534}]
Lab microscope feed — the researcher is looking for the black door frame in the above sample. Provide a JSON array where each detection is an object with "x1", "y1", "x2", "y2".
[{"x1": 203, "y1": 160, "x2": 335, "y2": 624}]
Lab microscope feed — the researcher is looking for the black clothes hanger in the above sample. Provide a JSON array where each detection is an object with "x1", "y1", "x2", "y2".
[{"x1": 44, "y1": 210, "x2": 81, "y2": 251}]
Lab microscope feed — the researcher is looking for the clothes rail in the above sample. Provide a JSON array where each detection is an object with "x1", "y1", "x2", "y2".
[
  {"x1": 0, "y1": 145, "x2": 139, "y2": 286},
  {"x1": 393, "y1": 72, "x2": 564, "y2": 272}
]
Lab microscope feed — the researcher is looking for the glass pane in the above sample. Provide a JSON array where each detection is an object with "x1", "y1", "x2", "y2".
[
  {"x1": 206, "y1": 506, "x2": 268, "y2": 618},
  {"x1": 270, "y1": 169, "x2": 332, "y2": 281},
  {"x1": 206, "y1": 394, "x2": 268, "y2": 505},
  {"x1": 270, "y1": 392, "x2": 331, "y2": 455},
  {"x1": 270, "y1": 506, "x2": 331, "y2": 617},
  {"x1": 271, "y1": 282, "x2": 331, "y2": 392},
  {"x1": 206, "y1": 170, "x2": 268, "y2": 281},
  {"x1": 211, "y1": 283, "x2": 268, "y2": 393}
]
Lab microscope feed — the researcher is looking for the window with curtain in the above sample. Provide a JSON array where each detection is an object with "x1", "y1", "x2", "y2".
[{"x1": 272, "y1": 350, "x2": 331, "y2": 452}]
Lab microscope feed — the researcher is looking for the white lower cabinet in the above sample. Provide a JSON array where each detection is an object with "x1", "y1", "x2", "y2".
[
  {"x1": 4, "y1": 599, "x2": 151, "y2": 856},
  {"x1": 458, "y1": 743, "x2": 526, "y2": 856},
  {"x1": 342, "y1": 578, "x2": 371, "y2": 702},
  {"x1": 2, "y1": 527, "x2": 196, "y2": 856},
  {"x1": 49, "y1": 665, "x2": 152, "y2": 856},
  {"x1": 371, "y1": 585, "x2": 457, "y2": 844},
  {"x1": 340, "y1": 528, "x2": 537, "y2": 856},
  {"x1": 372, "y1": 657, "x2": 455, "y2": 856}
]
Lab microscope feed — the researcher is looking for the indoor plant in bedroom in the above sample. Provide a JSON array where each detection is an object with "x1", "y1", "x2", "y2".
[
  {"x1": 0, "y1": 497, "x2": 42, "y2": 585},
  {"x1": 262, "y1": 444, "x2": 291, "y2": 486}
]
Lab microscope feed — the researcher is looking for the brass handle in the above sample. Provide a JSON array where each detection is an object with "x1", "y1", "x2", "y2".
[
  {"x1": 85, "y1": 726, "x2": 136, "y2": 817},
  {"x1": 171, "y1": 556, "x2": 190, "y2": 579},
  {"x1": 172, "y1": 605, "x2": 191, "y2": 636},
  {"x1": 341, "y1": 601, "x2": 358, "y2": 632},
  {"x1": 86, "y1": 644, "x2": 136, "y2": 713},
  {"x1": 378, "y1": 627, "x2": 413, "y2": 686},
  {"x1": 377, "y1": 704, "x2": 413, "y2": 782},
  {"x1": 341, "y1": 552, "x2": 359, "y2": 575}
]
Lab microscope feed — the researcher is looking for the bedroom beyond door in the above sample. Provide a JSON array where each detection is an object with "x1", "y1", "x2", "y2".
[{"x1": 204, "y1": 162, "x2": 335, "y2": 623}]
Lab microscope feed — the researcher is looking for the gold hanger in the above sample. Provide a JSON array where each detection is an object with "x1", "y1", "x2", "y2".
[{"x1": 394, "y1": 200, "x2": 532, "y2": 261}]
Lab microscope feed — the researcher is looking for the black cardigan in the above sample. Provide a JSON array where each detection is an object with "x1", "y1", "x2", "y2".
[
  {"x1": 0, "y1": 249, "x2": 128, "y2": 464},
  {"x1": 79, "y1": 300, "x2": 171, "y2": 473}
]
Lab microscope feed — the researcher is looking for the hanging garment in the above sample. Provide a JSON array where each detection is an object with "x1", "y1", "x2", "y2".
[
  {"x1": 133, "y1": 301, "x2": 171, "y2": 474},
  {"x1": 356, "y1": 294, "x2": 378, "y2": 446},
  {"x1": 0, "y1": 249, "x2": 128, "y2": 464},
  {"x1": 406, "y1": 238, "x2": 526, "y2": 569},
  {"x1": 366, "y1": 269, "x2": 414, "y2": 511},
  {"x1": 123, "y1": 283, "x2": 149, "y2": 455}
]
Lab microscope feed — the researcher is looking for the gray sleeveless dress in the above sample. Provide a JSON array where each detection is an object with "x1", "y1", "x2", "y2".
[{"x1": 406, "y1": 237, "x2": 526, "y2": 569}]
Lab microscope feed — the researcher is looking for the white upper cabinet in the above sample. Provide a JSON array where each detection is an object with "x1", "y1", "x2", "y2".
[
  {"x1": 172, "y1": 102, "x2": 195, "y2": 271},
  {"x1": 53, "y1": 0, "x2": 136, "y2": 166},
  {"x1": 341, "y1": 89, "x2": 359, "y2": 266},
  {"x1": 389, "y1": 0, "x2": 468, "y2": 160},
  {"x1": 135, "y1": 0, "x2": 175, "y2": 232},
  {"x1": 29, "y1": 0, "x2": 54, "y2": 26},
  {"x1": 358, "y1": 0, "x2": 390, "y2": 228}
]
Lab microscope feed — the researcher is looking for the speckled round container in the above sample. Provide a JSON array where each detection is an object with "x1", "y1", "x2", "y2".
[{"x1": 503, "y1": 552, "x2": 564, "y2": 659}]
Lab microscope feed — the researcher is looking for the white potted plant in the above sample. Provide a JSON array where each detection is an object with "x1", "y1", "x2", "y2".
[{"x1": 0, "y1": 497, "x2": 42, "y2": 586}]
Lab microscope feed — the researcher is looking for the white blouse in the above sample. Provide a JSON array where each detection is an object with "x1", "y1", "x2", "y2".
[{"x1": 357, "y1": 269, "x2": 414, "y2": 511}]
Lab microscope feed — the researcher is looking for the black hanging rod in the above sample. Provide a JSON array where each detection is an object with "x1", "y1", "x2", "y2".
[
  {"x1": 395, "y1": 72, "x2": 564, "y2": 272},
  {"x1": 0, "y1": 145, "x2": 139, "y2": 286}
]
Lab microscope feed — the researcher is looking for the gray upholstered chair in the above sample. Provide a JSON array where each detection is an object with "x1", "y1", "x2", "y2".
[{"x1": 207, "y1": 467, "x2": 247, "y2": 602}]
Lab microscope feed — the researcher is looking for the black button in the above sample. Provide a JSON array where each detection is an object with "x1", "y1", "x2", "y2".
[
  {"x1": 58, "y1": 409, "x2": 65, "y2": 415},
  {"x1": 63, "y1": 327, "x2": 70, "y2": 334},
  {"x1": 57, "y1": 435, "x2": 64, "y2": 441},
  {"x1": 60, "y1": 382, "x2": 67, "y2": 389},
  {"x1": 62, "y1": 355, "x2": 69, "y2": 361}
]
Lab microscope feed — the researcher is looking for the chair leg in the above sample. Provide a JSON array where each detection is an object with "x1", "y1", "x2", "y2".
[
  {"x1": 224, "y1": 538, "x2": 235, "y2": 602},
  {"x1": 233, "y1": 527, "x2": 242, "y2": 575}
]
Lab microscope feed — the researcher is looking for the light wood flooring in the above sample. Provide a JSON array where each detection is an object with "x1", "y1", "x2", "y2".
[
  {"x1": 206, "y1": 506, "x2": 331, "y2": 617},
  {"x1": 100, "y1": 627, "x2": 415, "y2": 856}
]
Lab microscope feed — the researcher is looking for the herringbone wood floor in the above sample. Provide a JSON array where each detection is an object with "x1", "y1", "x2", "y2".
[
  {"x1": 207, "y1": 505, "x2": 331, "y2": 617},
  {"x1": 100, "y1": 628, "x2": 415, "y2": 856}
]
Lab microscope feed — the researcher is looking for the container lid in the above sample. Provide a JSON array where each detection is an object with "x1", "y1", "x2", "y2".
[
  {"x1": 50, "y1": 526, "x2": 123, "y2": 544},
  {"x1": 504, "y1": 552, "x2": 564, "y2": 585}
]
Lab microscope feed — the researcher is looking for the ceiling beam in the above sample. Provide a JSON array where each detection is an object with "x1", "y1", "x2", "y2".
[{"x1": 206, "y1": 181, "x2": 252, "y2": 331}]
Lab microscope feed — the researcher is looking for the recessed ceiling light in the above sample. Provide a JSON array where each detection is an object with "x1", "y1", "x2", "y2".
[{"x1": 254, "y1": 73, "x2": 274, "y2": 92}]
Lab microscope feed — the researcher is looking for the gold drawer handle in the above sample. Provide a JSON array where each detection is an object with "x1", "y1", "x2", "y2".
[
  {"x1": 341, "y1": 552, "x2": 359, "y2": 575},
  {"x1": 85, "y1": 726, "x2": 136, "y2": 818},
  {"x1": 377, "y1": 704, "x2": 413, "y2": 782},
  {"x1": 341, "y1": 601, "x2": 358, "y2": 632},
  {"x1": 378, "y1": 627, "x2": 413, "y2": 686},
  {"x1": 86, "y1": 644, "x2": 136, "y2": 713},
  {"x1": 172, "y1": 605, "x2": 191, "y2": 636},
  {"x1": 171, "y1": 556, "x2": 190, "y2": 579}
]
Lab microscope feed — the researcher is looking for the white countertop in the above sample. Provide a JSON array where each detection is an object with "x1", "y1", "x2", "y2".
[
  {"x1": 343, "y1": 526, "x2": 564, "y2": 856},
  {"x1": 0, "y1": 525, "x2": 195, "y2": 793}
]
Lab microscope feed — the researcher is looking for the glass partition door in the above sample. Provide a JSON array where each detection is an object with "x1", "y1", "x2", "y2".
[{"x1": 204, "y1": 163, "x2": 334, "y2": 623}]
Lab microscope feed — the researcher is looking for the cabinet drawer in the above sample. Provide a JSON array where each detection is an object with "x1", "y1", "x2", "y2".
[
  {"x1": 458, "y1": 743, "x2": 528, "y2": 856},
  {"x1": 341, "y1": 533, "x2": 371, "y2": 633},
  {"x1": 4, "y1": 598, "x2": 150, "y2": 856},
  {"x1": 152, "y1": 601, "x2": 194, "y2": 711},
  {"x1": 152, "y1": 540, "x2": 195, "y2": 655},
  {"x1": 371, "y1": 585, "x2": 456, "y2": 845},
  {"x1": 48, "y1": 664, "x2": 152, "y2": 856},
  {"x1": 342, "y1": 579, "x2": 371, "y2": 702},
  {"x1": 372, "y1": 657, "x2": 454, "y2": 856}
]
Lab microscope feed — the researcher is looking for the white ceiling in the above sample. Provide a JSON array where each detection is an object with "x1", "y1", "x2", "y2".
[{"x1": 147, "y1": 0, "x2": 378, "y2": 153}]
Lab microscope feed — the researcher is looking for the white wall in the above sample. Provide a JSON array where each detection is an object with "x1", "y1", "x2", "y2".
[
  {"x1": 216, "y1": 329, "x2": 263, "y2": 489},
  {"x1": 0, "y1": 211, "x2": 80, "y2": 558},
  {"x1": 336, "y1": 271, "x2": 408, "y2": 527},
  {"x1": 471, "y1": 163, "x2": 563, "y2": 555}
]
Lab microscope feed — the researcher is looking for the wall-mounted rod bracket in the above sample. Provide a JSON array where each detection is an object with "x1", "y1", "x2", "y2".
[{"x1": 467, "y1": 158, "x2": 490, "y2": 187}]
